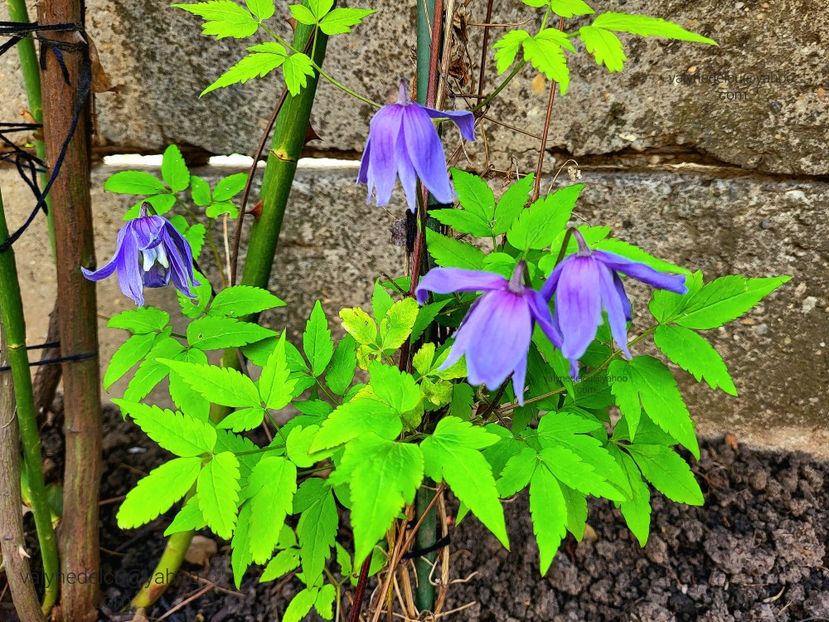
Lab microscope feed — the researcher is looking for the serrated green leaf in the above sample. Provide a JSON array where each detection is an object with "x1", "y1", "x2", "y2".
[
  {"x1": 672, "y1": 275, "x2": 790, "y2": 330},
  {"x1": 380, "y1": 298, "x2": 419, "y2": 351},
  {"x1": 522, "y1": 29, "x2": 574, "y2": 94},
  {"x1": 627, "y1": 444, "x2": 703, "y2": 506},
  {"x1": 529, "y1": 464, "x2": 567, "y2": 574},
  {"x1": 209, "y1": 284, "x2": 284, "y2": 318},
  {"x1": 161, "y1": 359, "x2": 261, "y2": 408},
  {"x1": 213, "y1": 171, "x2": 249, "y2": 201},
  {"x1": 452, "y1": 168, "x2": 495, "y2": 222},
  {"x1": 311, "y1": 397, "x2": 401, "y2": 451},
  {"x1": 217, "y1": 407, "x2": 265, "y2": 432},
  {"x1": 174, "y1": 1, "x2": 259, "y2": 39},
  {"x1": 231, "y1": 503, "x2": 253, "y2": 587},
  {"x1": 117, "y1": 457, "x2": 202, "y2": 529},
  {"x1": 104, "y1": 332, "x2": 159, "y2": 389},
  {"x1": 202, "y1": 47, "x2": 286, "y2": 95},
  {"x1": 289, "y1": 4, "x2": 316, "y2": 24},
  {"x1": 420, "y1": 417, "x2": 508, "y2": 547},
  {"x1": 325, "y1": 335, "x2": 357, "y2": 394},
  {"x1": 260, "y1": 548, "x2": 300, "y2": 582},
  {"x1": 506, "y1": 184, "x2": 583, "y2": 250},
  {"x1": 178, "y1": 270, "x2": 212, "y2": 318},
  {"x1": 187, "y1": 315, "x2": 275, "y2": 350},
  {"x1": 104, "y1": 170, "x2": 166, "y2": 195},
  {"x1": 425, "y1": 229, "x2": 485, "y2": 270},
  {"x1": 295, "y1": 478, "x2": 338, "y2": 584},
  {"x1": 314, "y1": 584, "x2": 336, "y2": 619},
  {"x1": 304, "y1": 301, "x2": 334, "y2": 376},
  {"x1": 108, "y1": 307, "x2": 170, "y2": 334},
  {"x1": 410, "y1": 300, "x2": 449, "y2": 343},
  {"x1": 493, "y1": 174, "x2": 534, "y2": 234},
  {"x1": 654, "y1": 324, "x2": 736, "y2": 395},
  {"x1": 319, "y1": 7, "x2": 375, "y2": 35},
  {"x1": 190, "y1": 176, "x2": 212, "y2": 206},
  {"x1": 550, "y1": 0, "x2": 593, "y2": 17},
  {"x1": 340, "y1": 437, "x2": 424, "y2": 565},
  {"x1": 592, "y1": 12, "x2": 716, "y2": 45},
  {"x1": 339, "y1": 307, "x2": 377, "y2": 345},
  {"x1": 198, "y1": 451, "x2": 241, "y2": 539},
  {"x1": 113, "y1": 399, "x2": 216, "y2": 456},
  {"x1": 493, "y1": 30, "x2": 530, "y2": 74},
  {"x1": 578, "y1": 25, "x2": 626, "y2": 72},
  {"x1": 124, "y1": 337, "x2": 184, "y2": 401},
  {"x1": 245, "y1": 0, "x2": 273, "y2": 20},
  {"x1": 560, "y1": 483, "x2": 587, "y2": 540},
  {"x1": 307, "y1": 0, "x2": 333, "y2": 17},
  {"x1": 448, "y1": 382, "x2": 474, "y2": 420},
  {"x1": 612, "y1": 447, "x2": 651, "y2": 546},
  {"x1": 164, "y1": 495, "x2": 206, "y2": 535},
  {"x1": 608, "y1": 356, "x2": 698, "y2": 457},
  {"x1": 282, "y1": 52, "x2": 315, "y2": 96},
  {"x1": 497, "y1": 446, "x2": 536, "y2": 497},
  {"x1": 283, "y1": 588, "x2": 317, "y2": 622},
  {"x1": 246, "y1": 456, "x2": 296, "y2": 563},
  {"x1": 260, "y1": 333, "x2": 295, "y2": 410},
  {"x1": 205, "y1": 200, "x2": 238, "y2": 219},
  {"x1": 161, "y1": 144, "x2": 190, "y2": 192},
  {"x1": 539, "y1": 446, "x2": 624, "y2": 501}
]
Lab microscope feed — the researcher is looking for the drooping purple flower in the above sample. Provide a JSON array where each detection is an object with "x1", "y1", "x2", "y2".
[
  {"x1": 358, "y1": 81, "x2": 475, "y2": 212},
  {"x1": 541, "y1": 231, "x2": 687, "y2": 378},
  {"x1": 416, "y1": 262, "x2": 561, "y2": 405},
  {"x1": 83, "y1": 205, "x2": 199, "y2": 306}
]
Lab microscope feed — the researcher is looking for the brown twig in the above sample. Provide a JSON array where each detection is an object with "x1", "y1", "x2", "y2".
[{"x1": 531, "y1": 16, "x2": 566, "y2": 201}]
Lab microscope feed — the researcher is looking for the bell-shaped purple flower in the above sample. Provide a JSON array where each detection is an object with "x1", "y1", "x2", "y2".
[
  {"x1": 416, "y1": 262, "x2": 561, "y2": 405},
  {"x1": 358, "y1": 81, "x2": 475, "y2": 212},
  {"x1": 541, "y1": 231, "x2": 687, "y2": 378},
  {"x1": 83, "y1": 205, "x2": 199, "y2": 306}
]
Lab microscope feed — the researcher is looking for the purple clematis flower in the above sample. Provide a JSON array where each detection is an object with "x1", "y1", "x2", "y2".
[
  {"x1": 82, "y1": 204, "x2": 199, "y2": 307},
  {"x1": 416, "y1": 262, "x2": 561, "y2": 405},
  {"x1": 358, "y1": 80, "x2": 475, "y2": 212},
  {"x1": 541, "y1": 230, "x2": 687, "y2": 378}
]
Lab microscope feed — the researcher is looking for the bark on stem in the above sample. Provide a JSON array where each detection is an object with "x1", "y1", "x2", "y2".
[{"x1": 37, "y1": 0, "x2": 102, "y2": 618}]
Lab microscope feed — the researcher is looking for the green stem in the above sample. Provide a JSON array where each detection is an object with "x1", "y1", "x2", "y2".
[
  {"x1": 0, "y1": 191, "x2": 60, "y2": 613},
  {"x1": 5, "y1": 0, "x2": 55, "y2": 257},
  {"x1": 414, "y1": 485, "x2": 437, "y2": 612},
  {"x1": 241, "y1": 23, "x2": 330, "y2": 291},
  {"x1": 130, "y1": 530, "x2": 191, "y2": 609}
]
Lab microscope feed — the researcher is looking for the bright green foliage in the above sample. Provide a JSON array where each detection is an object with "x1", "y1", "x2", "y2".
[
  {"x1": 202, "y1": 43, "x2": 288, "y2": 94},
  {"x1": 506, "y1": 184, "x2": 583, "y2": 251},
  {"x1": 295, "y1": 478, "x2": 338, "y2": 584},
  {"x1": 109, "y1": 307, "x2": 170, "y2": 334},
  {"x1": 425, "y1": 229, "x2": 485, "y2": 270},
  {"x1": 627, "y1": 444, "x2": 704, "y2": 505},
  {"x1": 282, "y1": 53, "x2": 316, "y2": 95},
  {"x1": 117, "y1": 457, "x2": 202, "y2": 528},
  {"x1": 336, "y1": 436, "x2": 424, "y2": 565},
  {"x1": 104, "y1": 332, "x2": 164, "y2": 389},
  {"x1": 608, "y1": 356, "x2": 698, "y2": 457},
  {"x1": 431, "y1": 169, "x2": 496, "y2": 236},
  {"x1": 303, "y1": 301, "x2": 334, "y2": 376},
  {"x1": 174, "y1": 1, "x2": 260, "y2": 39},
  {"x1": 493, "y1": 174, "x2": 534, "y2": 235},
  {"x1": 246, "y1": 456, "x2": 297, "y2": 563},
  {"x1": 529, "y1": 463, "x2": 568, "y2": 574},
  {"x1": 421, "y1": 417, "x2": 508, "y2": 547},
  {"x1": 198, "y1": 451, "x2": 241, "y2": 539},
  {"x1": 522, "y1": 29, "x2": 576, "y2": 93},
  {"x1": 325, "y1": 335, "x2": 357, "y2": 394},
  {"x1": 162, "y1": 359, "x2": 261, "y2": 408},
  {"x1": 209, "y1": 285, "x2": 285, "y2": 318},
  {"x1": 114, "y1": 400, "x2": 216, "y2": 456},
  {"x1": 186, "y1": 316, "x2": 274, "y2": 350},
  {"x1": 654, "y1": 325, "x2": 736, "y2": 395},
  {"x1": 245, "y1": 0, "x2": 274, "y2": 20},
  {"x1": 650, "y1": 274, "x2": 790, "y2": 329},
  {"x1": 311, "y1": 395, "x2": 401, "y2": 451},
  {"x1": 291, "y1": 1, "x2": 375, "y2": 35},
  {"x1": 259, "y1": 334, "x2": 296, "y2": 410}
]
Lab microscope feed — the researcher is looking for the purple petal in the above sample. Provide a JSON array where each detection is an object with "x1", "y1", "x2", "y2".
[
  {"x1": 438, "y1": 297, "x2": 486, "y2": 370},
  {"x1": 161, "y1": 223, "x2": 198, "y2": 298},
  {"x1": 540, "y1": 258, "x2": 566, "y2": 301},
  {"x1": 463, "y1": 291, "x2": 532, "y2": 389},
  {"x1": 366, "y1": 104, "x2": 404, "y2": 206},
  {"x1": 142, "y1": 263, "x2": 170, "y2": 288},
  {"x1": 613, "y1": 273, "x2": 632, "y2": 321},
  {"x1": 401, "y1": 104, "x2": 454, "y2": 204},
  {"x1": 598, "y1": 265, "x2": 631, "y2": 359},
  {"x1": 416, "y1": 268, "x2": 507, "y2": 304},
  {"x1": 554, "y1": 256, "x2": 603, "y2": 364},
  {"x1": 395, "y1": 131, "x2": 418, "y2": 211},
  {"x1": 116, "y1": 231, "x2": 145, "y2": 306},
  {"x1": 357, "y1": 137, "x2": 370, "y2": 184},
  {"x1": 82, "y1": 226, "x2": 127, "y2": 282},
  {"x1": 512, "y1": 350, "x2": 528, "y2": 406},
  {"x1": 129, "y1": 215, "x2": 165, "y2": 250},
  {"x1": 423, "y1": 107, "x2": 476, "y2": 142},
  {"x1": 593, "y1": 251, "x2": 687, "y2": 294},
  {"x1": 526, "y1": 290, "x2": 563, "y2": 349}
]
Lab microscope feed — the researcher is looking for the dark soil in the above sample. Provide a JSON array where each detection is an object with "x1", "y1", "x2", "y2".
[{"x1": 3, "y1": 407, "x2": 827, "y2": 622}]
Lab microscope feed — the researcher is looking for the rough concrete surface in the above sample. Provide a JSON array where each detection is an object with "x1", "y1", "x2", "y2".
[
  {"x1": 1, "y1": 1, "x2": 827, "y2": 174},
  {"x1": 0, "y1": 163, "x2": 825, "y2": 456}
]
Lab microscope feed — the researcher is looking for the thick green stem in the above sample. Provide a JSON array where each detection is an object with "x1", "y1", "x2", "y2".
[
  {"x1": 241, "y1": 23, "x2": 329, "y2": 290},
  {"x1": 130, "y1": 18, "x2": 330, "y2": 612},
  {"x1": 0, "y1": 190, "x2": 60, "y2": 614},
  {"x1": 5, "y1": 0, "x2": 56, "y2": 257}
]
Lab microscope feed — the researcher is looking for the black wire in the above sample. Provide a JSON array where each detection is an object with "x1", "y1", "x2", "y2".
[
  {"x1": 0, "y1": 20, "x2": 90, "y2": 254},
  {"x1": 0, "y1": 351, "x2": 96, "y2": 373}
]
